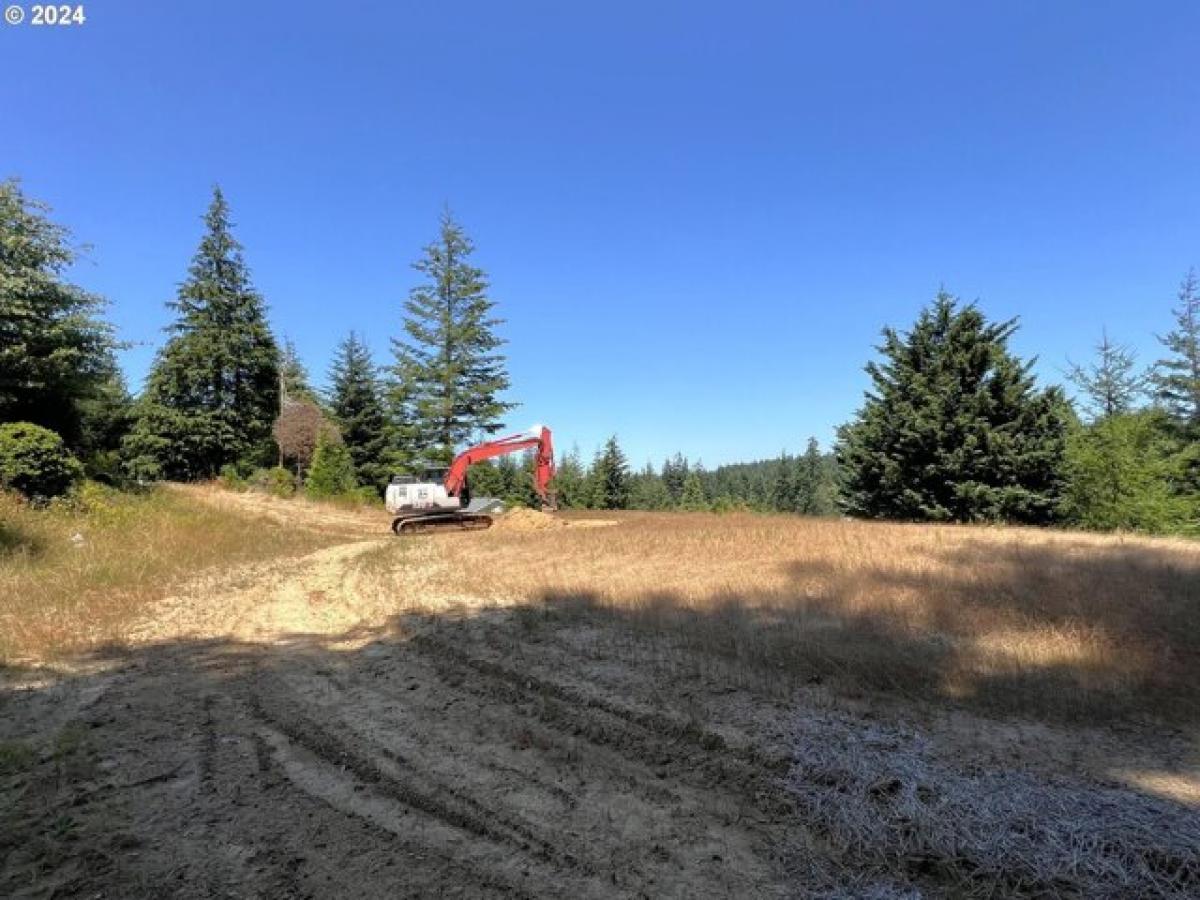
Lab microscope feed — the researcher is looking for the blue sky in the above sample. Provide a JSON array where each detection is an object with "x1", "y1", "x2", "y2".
[{"x1": 3, "y1": 1, "x2": 1198, "y2": 467}]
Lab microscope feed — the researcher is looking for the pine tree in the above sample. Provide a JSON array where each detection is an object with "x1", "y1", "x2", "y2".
[
  {"x1": 661, "y1": 453, "x2": 689, "y2": 505},
  {"x1": 629, "y1": 461, "x2": 672, "y2": 509},
  {"x1": 771, "y1": 450, "x2": 796, "y2": 512},
  {"x1": 1064, "y1": 410, "x2": 1197, "y2": 533},
  {"x1": 0, "y1": 179, "x2": 120, "y2": 448},
  {"x1": 280, "y1": 338, "x2": 318, "y2": 404},
  {"x1": 551, "y1": 445, "x2": 589, "y2": 508},
  {"x1": 837, "y1": 291, "x2": 1069, "y2": 524},
  {"x1": 796, "y1": 437, "x2": 837, "y2": 516},
  {"x1": 124, "y1": 187, "x2": 279, "y2": 480},
  {"x1": 1066, "y1": 330, "x2": 1146, "y2": 421},
  {"x1": 305, "y1": 430, "x2": 357, "y2": 499},
  {"x1": 679, "y1": 471, "x2": 709, "y2": 511},
  {"x1": 390, "y1": 211, "x2": 514, "y2": 466},
  {"x1": 1152, "y1": 269, "x2": 1200, "y2": 430},
  {"x1": 328, "y1": 332, "x2": 389, "y2": 492},
  {"x1": 589, "y1": 436, "x2": 631, "y2": 510}
]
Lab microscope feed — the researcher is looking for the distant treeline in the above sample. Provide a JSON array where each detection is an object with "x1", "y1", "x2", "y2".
[
  {"x1": 466, "y1": 439, "x2": 840, "y2": 514},
  {"x1": 3, "y1": 177, "x2": 1199, "y2": 534}
]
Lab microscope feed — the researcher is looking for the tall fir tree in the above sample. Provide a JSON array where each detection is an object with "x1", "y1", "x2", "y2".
[
  {"x1": 328, "y1": 332, "x2": 390, "y2": 492},
  {"x1": 124, "y1": 187, "x2": 280, "y2": 480},
  {"x1": 390, "y1": 211, "x2": 514, "y2": 466},
  {"x1": 771, "y1": 450, "x2": 797, "y2": 512},
  {"x1": 280, "y1": 338, "x2": 318, "y2": 404},
  {"x1": 1152, "y1": 269, "x2": 1200, "y2": 431},
  {"x1": 796, "y1": 437, "x2": 837, "y2": 516},
  {"x1": 837, "y1": 291, "x2": 1069, "y2": 524},
  {"x1": 1066, "y1": 329, "x2": 1146, "y2": 421},
  {"x1": 0, "y1": 179, "x2": 120, "y2": 449},
  {"x1": 589, "y1": 436, "x2": 631, "y2": 510}
]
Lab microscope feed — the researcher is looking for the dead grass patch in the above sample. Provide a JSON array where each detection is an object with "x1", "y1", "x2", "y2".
[
  {"x1": 0, "y1": 485, "x2": 342, "y2": 662},
  {"x1": 440, "y1": 512, "x2": 1200, "y2": 723}
]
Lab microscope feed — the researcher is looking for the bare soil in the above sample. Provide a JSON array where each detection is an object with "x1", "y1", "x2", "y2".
[{"x1": 2, "y1": 492, "x2": 1196, "y2": 898}]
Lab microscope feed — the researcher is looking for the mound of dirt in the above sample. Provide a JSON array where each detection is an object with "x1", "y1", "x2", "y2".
[{"x1": 494, "y1": 508, "x2": 568, "y2": 532}]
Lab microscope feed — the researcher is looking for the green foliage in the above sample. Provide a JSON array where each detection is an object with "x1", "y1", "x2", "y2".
[
  {"x1": 796, "y1": 437, "x2": 839, "y2": 516},
  {"x1": 1066, "y1": 330, "x2": 1146, "y2": 421},
  {"x1": 305, "y1": 432, "x2": 357, "y2": 499},
  {"x1": 1152, "y1": 269, "x2": 1200, "y2": 430},
  {"x1": 1064, "y1": 410, "x2": 1198, "y2": 533},
  {"x1": 551, "y1": 446, "x2": 589, "y2": 508},
  {"x1": 679, "y1": 470, "x2": 709, "y2": 511},
  {"x1": 629, "y1": 462, "x2": 672, "y2": 510},
  {"x1": 390, "y1": 211, "x2": 515, "y2": 466},
  {"x1": 0, "y1": 422, "x2": 83, "y2": 499},
  {"x1": 280, "y1": 338, "x2": 318, "y2": 404},
  {"x1": 328, "y1": 331, "x2": 390, "y2": 493},
  {"x1": 123, "y1": 187, "x2": 280, "y2": 481},
  {"x1": 0, "y1": 179, "x2": 122, "y2": 449},
  {"x1": 661, "y1": 453, "x2": 689, "y2": 504},
  {"x1": 837, "y1": 291, "x2": 1070, "y2": 524},
  {"x1": 248, "y1": 466, "x2": 297, "y2": 498},
  {"x1": 589, "y1": 436, "x2": 631, "y2": 510},
  {"x1": 218, "y1": 463, "x2": 247, "y2": 491}
]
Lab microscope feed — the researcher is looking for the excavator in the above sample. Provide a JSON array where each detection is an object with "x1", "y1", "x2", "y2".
[{"x1": 385, "y1": 424, "x2": 555, "y2": 534}]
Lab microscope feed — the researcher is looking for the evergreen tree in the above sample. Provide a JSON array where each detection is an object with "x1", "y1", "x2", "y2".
[
  {"x1": 771, "y1": 450, "x2": 796, "y2": 512},
  {"x1": 589, "y1": 436, "x2": 630, "y2": 510},
  {"x1": 796, "y1": 437, "x2": 837, "y2": 516},
  {"x1": 390, "y1": 211, "x2": 514, "y2": 465},
  {"x1": 328, "y1": 331, "x2": 389, "y2": 492},
  {"x1": 679, "y1": 471, "x2": 709, "y2": 511},
  {"x1": 661, "y1": 452, "x2": 689, "y2": 504},
  {"x1": 1152, "y1": 269, "x2": 1200, "y2": 430},
  {"x1": 1066, "y1": 329, "x2": 1146, "y2": 421},
  {"x1": 305, "y1": 430, "x2": 357, "y2": 499},
  {"x1": 280, "y1": 338, "x2": 318, "y2": 404},
  {"x1": 551, "y1": 445, "x2": 589, "y2": 508},
  {"x1": 629, "y1": 461, "x2": 672, "y2": 509},
  {"x1": 1064, "y1": 410, "x2": 1197, "y2": 533},
  {"x1": 124, "y1": 187, "x2": 279, "y2": 480},
  {"x1": 0, "y1": 179, "x2": 120, "y2": 448},
  {"x1": 837, "y1": 291, "x2": 1069, "y2": 524}
]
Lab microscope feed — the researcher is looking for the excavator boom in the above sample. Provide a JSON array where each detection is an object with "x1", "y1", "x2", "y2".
[{"x1": 445, "y1": 424, "x2": 555, "y2": 502}]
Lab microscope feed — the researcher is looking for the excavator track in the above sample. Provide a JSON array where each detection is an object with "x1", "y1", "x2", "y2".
[{"x1": 392, "y1": 513, "x2": 494, "y2": 536}]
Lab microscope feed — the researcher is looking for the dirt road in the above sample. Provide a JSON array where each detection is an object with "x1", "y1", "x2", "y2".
[{"x1": 0, "y1": 494, "x2": 806, "y2": 898}]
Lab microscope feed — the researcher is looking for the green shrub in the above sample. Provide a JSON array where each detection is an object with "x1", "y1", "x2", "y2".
[
  {"x1": 0, "y1": 422, "x2": 83, "y2": 500},
  {"x1": 248, "y1": 466, "x2": 296, "y2": 498},
  {"x1": 218, "y1": 463, "x2": 247, "y2": 491},
  {"x1": 305, "y1": 434, "x2": 357, "y2": 499}
]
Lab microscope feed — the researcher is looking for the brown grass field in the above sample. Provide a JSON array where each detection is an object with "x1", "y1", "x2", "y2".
[
  {"x1": 2, "y1": 487, "x2": 1198, "y2": 898},
  {"x1": 450, "y1": 509, "x2": 1200, "y2": 723}
]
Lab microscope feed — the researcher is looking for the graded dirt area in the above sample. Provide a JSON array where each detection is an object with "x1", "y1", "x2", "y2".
[
  {"x1": 0, "y1": 495, "x2": 802, "y2": 898},
  {"x1": 2, "y1": 490, "x2": 1197, "y2": 898}
]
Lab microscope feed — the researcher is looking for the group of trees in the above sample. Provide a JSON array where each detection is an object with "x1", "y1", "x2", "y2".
[
  {"x1": 0, "y1": 179, "x2": 512, "y2": 500},
  {"x1": 3, "y1": 174, "x2": 1199, "y2": 534},
  {"x1": 466, "y1": 435, "x2": 840, "y2": 514},
  {"x1": 837, "y1": 286, "x2": 1200, "y2": 532}
]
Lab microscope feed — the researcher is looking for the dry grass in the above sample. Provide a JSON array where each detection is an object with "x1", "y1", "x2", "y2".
[
  {"x1": 441, "y1": 511, "x2": 1200, "y2": 723},
  {"x1": 0, "y1": 484, "x2": 345, "y2": 663}
]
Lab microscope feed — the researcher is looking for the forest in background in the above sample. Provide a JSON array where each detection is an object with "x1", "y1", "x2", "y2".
[{"x1": 3, "y1": 178, "x2": 1199, "y2": 532}]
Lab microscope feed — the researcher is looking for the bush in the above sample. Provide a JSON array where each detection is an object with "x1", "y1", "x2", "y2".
[
  {"x1": 218, "y1": 463, "x2": 247, "y2": 491},
  {"x1": 305, "y1": 433, "x2": 357, "y2": 499},
  {"x1": 248, "y1": 466, "x2": 296, "y2": 498},
  {"x1": 0, "y1": 422, "x2": 83, "y2": 500}
]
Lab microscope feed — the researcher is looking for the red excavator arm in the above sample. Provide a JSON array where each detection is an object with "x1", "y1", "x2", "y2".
[{"x1": 444, "y1": 425, "x2": 556, "y2": 506}]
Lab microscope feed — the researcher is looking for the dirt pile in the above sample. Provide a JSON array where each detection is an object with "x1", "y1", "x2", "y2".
[{"x1": 493, "y1": 507, "x2": 568, "y2": 532}]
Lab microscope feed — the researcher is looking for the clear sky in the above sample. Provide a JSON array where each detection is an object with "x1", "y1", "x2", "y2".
[{"x1": 3, "y1": 1, "x2": 1198, "y2": 467}]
